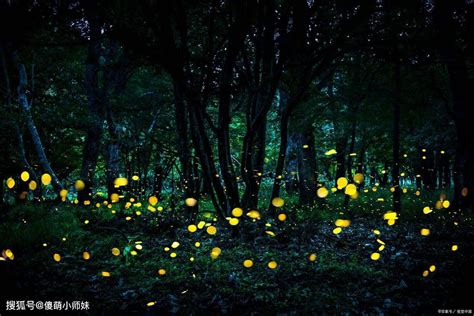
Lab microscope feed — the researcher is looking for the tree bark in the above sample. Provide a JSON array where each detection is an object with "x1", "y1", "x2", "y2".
[
  {"x1": 13, "y1": 52, "x2": 63, "y2": 192},
  {"x1": 78, "y1": 11, "x2": 103, "y2": 202},
  {"x1": 216, "y1": 1, "x2": 250, "y2": 211},
  {"x1": 296, "y1": 130, "x2": 317, "y2": 204},
  {"x1": 392, "y1": 60, "x2": 401, "y2": 213},
  {"x1": 285, "y1": 133, "x2": 299, "y2": 195}
]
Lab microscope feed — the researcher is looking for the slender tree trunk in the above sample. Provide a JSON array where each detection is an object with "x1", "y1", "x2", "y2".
[
  {"x1": 392, "y1": 60, "x2": 401, "y2": 213},
  {"x1": 216, "y1": 1, "x2": 249, "y2": 211},
  {"x1": 79, "y1": 13, "x2": 103, "y2": 202},
  {"x1": 344, "y1": 114, "x2": 357, "y2": 206},
  {"x1": 172, "y1": 80, "x2": 198, "y2": 211},
  {"x1": 1, "y1": 45, "x2": 41, "y2": 200},
  {"x1": 443, "y1": 153, "x2": 451, "y2": 188},
  {"x1": 435, "y1": 0, "x2": 474, "y2": 210},
  {"x1": 103, "y1": 43, "x2": 128, "y2": 200},
  {"x1": 285, "y1": 133, "x2": 299, "y2": 195},
  {"x1": 106, "y1": 142, "x2": 120, "y2": 199},
  {"x1": 188, "y1": 100, "x2": 227, "y2": 217},
  {"x1": 269, "y1": 91, "x2": 291, "y2": 211},
  {"x1": 297, "y1": 130, "x2": 317, "y2": 204},
  {"x1": 335, "y1": 137, "x2": 347, "y2": 185},
  {"x1": 241, "y1": 0, "x2": 280, "y2": 210},
  {"x1": 13, "y1": 53, "x2": 63, "y2": 192},
  {"x1": 153, "y1": 164, "x2": 164, "y2": 198}
]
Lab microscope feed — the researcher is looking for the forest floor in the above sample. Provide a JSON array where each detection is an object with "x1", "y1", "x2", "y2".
[{"x1": 1, "y1": 188, "x2": 473, "y2": 314}]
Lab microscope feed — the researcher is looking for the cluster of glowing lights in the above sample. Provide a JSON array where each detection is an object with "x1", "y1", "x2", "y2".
[{"x1": 1, "y1": 166, "x2": 466, "y2": 306}]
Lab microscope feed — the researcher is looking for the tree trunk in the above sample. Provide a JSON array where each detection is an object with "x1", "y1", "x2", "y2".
[
  {"x1": 443, "y1": 153, "x2": 451, "y2": 189},
  {"x1": 344, "y1": 104, "x2": 359, "y2": 206},
  {"x1": 78, "y1": 12, "x2": 103, "y2": 202},
  {"x1": 172, "y1": 80, "x2": 198, "y2": 212},
  {"x1": 435, "y1": 0, "x2": 474, "y2": 210},
  {"x1": 335, "y1": 137, "x2": 347, "y2": 185},
  {"x1": 297, "y1": 130, "x2": 317, "y2": 204},
  {"x1": 216, "y1": 1, "x2": 249, "y2": 211},
  {"x1": 392, "y1": 60, "x2": 401, "y2": 213},
  {"x1": 13, "y1": 52, "x2": 63, "y2": 192},
  {"x1": 285, "y1": 133, "x2": 299, "y2": 195},
  {"x1": 269, "y1": 92, "x2": 291, "y2": 211}
]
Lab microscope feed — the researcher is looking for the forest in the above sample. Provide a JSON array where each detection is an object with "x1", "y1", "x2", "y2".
[{"x1": 0, "y1": 0, "x2": 473, "y2": 314}]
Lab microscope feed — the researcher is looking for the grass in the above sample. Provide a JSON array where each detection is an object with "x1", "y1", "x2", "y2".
[{"x1": 0, "y1": 186, "x2": 472, "y2": 313}]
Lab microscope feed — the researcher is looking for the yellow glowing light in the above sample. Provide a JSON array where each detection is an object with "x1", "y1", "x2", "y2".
[
  {"x1": 185, "y1": 197, "x2": 197, "y2": 207},
  {"x1": 6, "y1": 178, "x2": 15, "y2": 189},
  {"x1": 206, "y1": 226, "x2": 217, "y2": 235},
  {"x1": 210, "y1": 247, "x2": 221, "y2": 259},
  {"x1": 345, "y1": 183, "x2": 357, "y2": 196},
  {"x1": 110, "y1": 193, "x2": 119, "y2": 203},
  {"x1": 333, "y1": 227, "x2": 342, "y2": 234},
  {"x1": 271, "y1": 197, "x2": 284, "y2": 208},
  {"x1": 29, "y1": 180, "x2": 37, "y2": 191},
  {"x1": 148, "y1": 196, "x2": 158, "y2": 206},
  {"x1": 232, "y1": 207, "x2": 243, "y2": 217},
  {"x1": 317, "y1": 187, "x2": 329, "y2": 198},
  {"x1": 370, "y1": 252, "x2": 380, "y2": 260},
  {"x1": 353, "y1": 173, "x2": 364, "y2": 184},
  {"x1": 21, "y1": 171, "x2": 30, "y2": 182},
  {"x1": 114, "y1": 177, "x2": 128, "y2": 187},
  {"x1": 337, "y1": 177, "x2": 348, "y2": 189},
  {"x1": 41, "y1": 173, "x2": 52, "y2": 185},
  {"x1": 268, "y1": 261, "x2": 278, "y2": 269},
  {"x1": 335, "y1": 219, "x2": 351, "y2": 227},
  {"x1": 75, "y1": 180, "x2": 85, "y2": 191},
  {"x1": 246, "y1": 210, "x2": 261, "y2": 219},
  {"x1": 325, "y1": 149, "x2": 337, "y2": 156},
  {"x1": 111, "y1": 248, "x2": 120, "y2": 256},
  {"x1": 229, "y1": 218, "x2": 239, "y2": 226}
]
